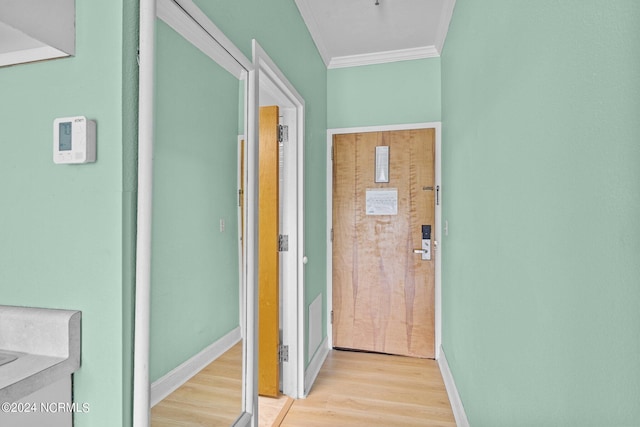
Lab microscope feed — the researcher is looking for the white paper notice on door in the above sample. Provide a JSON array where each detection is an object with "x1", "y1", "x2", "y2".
[{"x1": 366, "y1": 188, "x2": 398, "y2": 215}]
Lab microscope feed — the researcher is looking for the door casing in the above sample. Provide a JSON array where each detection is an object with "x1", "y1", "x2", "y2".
[
  {"x1": 253, "y1": 40, "x2": 306, "y2": 399},
  {"x1": 326, "y1": 122, "x2": 443, "y2": 360}
]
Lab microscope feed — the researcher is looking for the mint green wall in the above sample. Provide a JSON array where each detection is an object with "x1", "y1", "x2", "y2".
[
  {"x1": 441, "y1": 1, "x2": 640, "y2": 425},
  {"x1": 150, "y1": 20, "x2": 242, "y2": 381},
  {"x1": 0, "y1": 2, "x2": 134, "y2": 426},
  {"x1": 150, "y1": 0, "x2": 328, "y2": 378},
  {"x1": 192, "y1": 0, "x2": 327, "y2": 366},
  {"x1": 327, "y1": 58, "x2": 441, "y2": 128}
]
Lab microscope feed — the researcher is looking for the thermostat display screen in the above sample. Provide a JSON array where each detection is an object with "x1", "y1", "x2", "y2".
[
  {"x1": 53, "y1": 116, "x2": 96, "y2": 164},
  {"x1": 59, "y1": 122, "x2": 72, "y2": 151}
]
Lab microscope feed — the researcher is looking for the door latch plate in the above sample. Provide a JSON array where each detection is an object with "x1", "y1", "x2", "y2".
[{"x1": 278, "y1": 234, "x2": 289, "y2": 252}]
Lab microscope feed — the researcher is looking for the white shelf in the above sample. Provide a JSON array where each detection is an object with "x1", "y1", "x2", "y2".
[{"x1": 0, "y1": 0, "x2": 75, "y2": 67}]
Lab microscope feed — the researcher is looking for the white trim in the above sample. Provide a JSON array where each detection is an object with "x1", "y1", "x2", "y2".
[
  {"x1": 0, "y1": 46, "x2": 69, "y2": 67},
  {"x1": 260, "y1": 74, "x2": 295, "y2": 109},
  {"x1": 150, "y1": 327, "x2": 242, "y2": 407},
  {"x1": 293, "y1": 0, "x2": 331, "y2": 67},
  {"x1": 245, "y1": 67, "x2": 259, "y2": 426},
  {"x1": 435, "y1": 0, "x2": 457, "y2": 54},
  {"x1": 434, "y1": 124, "x2": 443, "y2": 360},
  {"x1": 329, "y1": 122, "x2": 440, "y2": 134},
  {"x1": 328, "y1": 46, "x2": 439, "y2": 69},
  {"x1": 438, "y1": 346, "x2": 470, "y2": 427},
  {"x1": 173, "y1": 0, "x2": 252, "y2": 71},
  {"x1": 294, "y1": 1, "x2": 444, "y2": 68},
  {"x1": 253, "y1": 42, "x2": 306, "y2": 109},
  {"x1": 303, "y1": 336, "x2": 329, "y2": 397},
  {"x1": 326, "y1": 135, "x2": 333, "y2": 349},
  {"x1": 238, "y1": 134, "x2": 246, "y2": 340},
  {"x1": 253, "y1": 40, "x2": 306, "y2": 400},
  {"x1": 326, "y1": 122, "x2": 442, "y2": 357},
  {"x1": 232, "y1": 412, "x2": 252, "y2": 427},
  {"x1": 132, "y1": 0, "x2": 156, "y2": 424},
  {"x1": 156, "y1": 0, "x2": 251, "y2": 79}
]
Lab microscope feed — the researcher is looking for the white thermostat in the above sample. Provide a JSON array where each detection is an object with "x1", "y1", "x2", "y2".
[{"x1": 53, "y1": 116, "x2": 96, "y2": 164}]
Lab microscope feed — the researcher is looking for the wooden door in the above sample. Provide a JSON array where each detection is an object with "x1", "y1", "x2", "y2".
[
  {"x1": 332, "y1": 129, "x2": 436, "y2": 358},
  {"x1": 239, "y1": 138, "x2": 245, "y2": 251},
  {"x1": 258, "y1": 106, "x2": 280, "y2": 396}
]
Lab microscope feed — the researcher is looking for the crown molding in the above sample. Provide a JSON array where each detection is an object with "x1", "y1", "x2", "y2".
[{"x1": 328, "y1": 46, "x2": 439, "y2": 69}]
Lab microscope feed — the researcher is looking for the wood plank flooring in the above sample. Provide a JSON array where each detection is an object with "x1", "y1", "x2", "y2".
[
  {"x1": 282, "y1": 350, "x2": 456, "y2": 427},
  {"x1": 151, "y1": 343, "x2": 243, "y2": 426},
  {"x1": 151, "y1": 346, "x2": 455, "y2": 426},
  {"x1": 259, "y1": 395, "x2": 294, "y2": 427}
]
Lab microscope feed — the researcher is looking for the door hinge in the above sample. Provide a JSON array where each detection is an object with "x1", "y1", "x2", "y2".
[
  {"x1": 279, "y1": 344, "x2": 289, "y2": 363},
  {"x1": 436, "y1": 185, "x2": 440, "y2": 206},
  {"x1": 330, "y1": 228, "x2": 333, "y2": 242},
  {"x1": 238, "y1": 189, "x2": 243, "y2": 206},
  {"x1": 331, "y1": 310, "x2": 334, "y2": 324},
  {"x1": 278, "y1": 125, "x2": 288, "y2": 143},
  {"x1": 331, "y1": 144, "x2": 334, "y2": 161},
  {"x1": 278, "y1": 234, "x2": 289, "y2": 252}
]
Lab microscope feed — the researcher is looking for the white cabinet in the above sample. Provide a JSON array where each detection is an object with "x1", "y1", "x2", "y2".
[
  {"x1": 0, "y1": 306, "x2": 82, "y2": 427},
  {"x1": 1, "y1": 377, "x2": 74, "y2": 427}
]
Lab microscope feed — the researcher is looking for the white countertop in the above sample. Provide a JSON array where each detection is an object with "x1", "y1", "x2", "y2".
[{"x1": 0, "y1": 306, "x2": 81, "y2": 402}]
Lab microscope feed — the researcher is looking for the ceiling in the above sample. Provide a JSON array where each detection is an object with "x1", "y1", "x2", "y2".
[{"x1": 295, "y1": 0, "x2": 456, "y2": 69}]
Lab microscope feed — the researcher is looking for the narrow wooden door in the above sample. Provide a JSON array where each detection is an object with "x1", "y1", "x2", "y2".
[
  {"x1": 239, "y1": 138, "x2": 245, "y2": 251},
  {"x1": 332, "y1": 129, "x2": 436, "y2": 358},
  {"x1": 258, "y1": 106, "x2": 280, "y2": 396}
]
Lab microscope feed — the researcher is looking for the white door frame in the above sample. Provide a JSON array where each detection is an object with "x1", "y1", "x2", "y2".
[
  {"x1": 253, "y1": 40, "x2": 306, "y2": 398},
  {"x1": 325, "y1": 122, "x2": 443, "y2": 360}
]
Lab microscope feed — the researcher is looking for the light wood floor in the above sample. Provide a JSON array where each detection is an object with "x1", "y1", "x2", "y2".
[
  {"x1": 151, "y1": 343, "x2": 243, "y2": 426},
  {"x1": 151, "y1": 346, "x2": 455, "y2": 426},
  {"x1": 281, "y1": 350, "x2": 456, "y2": 427},
  {"x1": 259, "y1": 394, "x2": 294, "y2": 427}
]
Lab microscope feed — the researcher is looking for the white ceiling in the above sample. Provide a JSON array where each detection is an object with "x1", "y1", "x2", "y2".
[{"x1": 295, "y1": 0, "x2": 455, "y2": 69}]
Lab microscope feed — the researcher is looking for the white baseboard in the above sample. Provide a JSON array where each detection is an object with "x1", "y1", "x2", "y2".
[
  {"x1": 303, "y1": 336, "x2": 329, "y2": 397},
  {"x1": 438, "y1": 346, "x2": 470, "y2": 427},
  {"x1": 150, "y1": 326, "x2": 242, "y2": 407}
]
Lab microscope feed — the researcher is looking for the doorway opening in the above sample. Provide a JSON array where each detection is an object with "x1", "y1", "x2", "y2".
[
  {"x1": 253, "y1": 40, "x2": 306, "y2": 399},
  {"x1": 326, "y1": 123, "x2": 442, "y2": 360}
]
